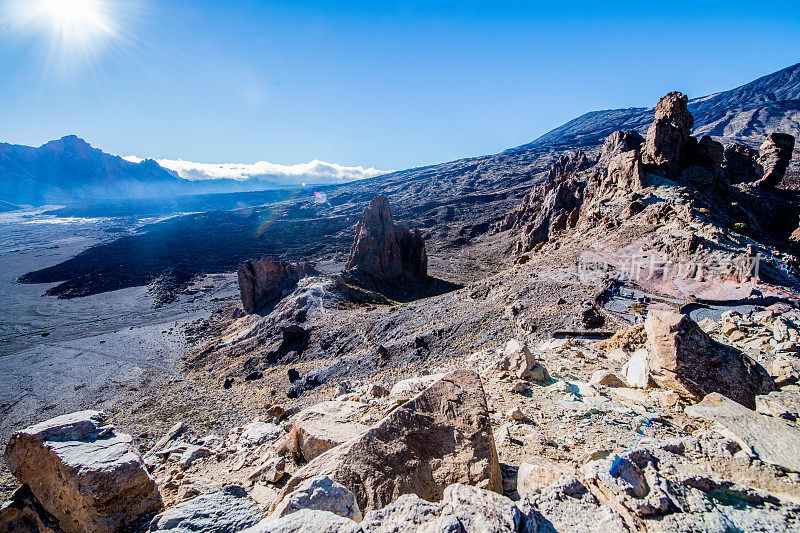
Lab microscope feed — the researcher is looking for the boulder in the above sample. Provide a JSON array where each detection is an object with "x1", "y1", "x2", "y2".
[
  {"x1": 0, "y1": 485, "x2": 60, "y2": 533},
  {"x1": 439, "y1": 483, "x2": 522, "y2": 532},
  {"x1": 580, "y1": 449, "x2": 671, "y2": 518},
  {"x1": 755, "y1": 132, "x2": 795, "y2": 187},
  {"x1": 520, "y1": 475, "x2": 627, "y2": 533},
  {"x1": 589, "y1": 370, "x2": 625, "y2": 388},
  {"x1": 516, "y1": 458, "x2": 574, "y2": 498},
  {"x1": 621, "y1": 348, "x2": 650, "y2": 388},
  {"x1": 685, "y1": 392, "x2": 800, "y2": 472},
  {"x1": 756, "y1": 390, "x2": 800, "y2": 421},
  {"x1": 644, "y1": 310, "x2": 776, "y2": 408},
  {"x1": 240, "y1": 421, "x2": 283, "y2": 447},
  {"x1": 293, "y1": 401, "x2": 370, "y2": 461},
  {"x1": 344, "y1": 196, "x2": 427, "y2": 291},
  {"x1": 149, "y1": 486, "x2": 263, "y2": 533},
  {"x1": 723, "y1": 143, "x2": 761, "y2": 184},
  {"x1": 4, "y1": 410, "x2": 162, "y2": 533},
  {"x1": 642, "y1": 92, "x2": 694, "y2": 174},
  {"x1": 359, "y1": 494, "x2": 443, "y2": 533},
  {"x1": 389, "y1": 373, "x2": 447, "y2": 399},
  {"x1": 482, "y1": 339, "x2": 548, "y2": 381},
  {"x1": 238, "y1": 257, "x2": 317, "y2": 314},
  {"x1": 243, "y1": 509, "x2": 361, "y2": 533},
  {"x1": 270, "y1": 475, "x2": 361, "y2": 522},
  {"x1": 249, "y1": 455, "x2": 287, "y2": 484},
  {"x1": 274, "y1": 370, "x2": 502, "y2": 512}
]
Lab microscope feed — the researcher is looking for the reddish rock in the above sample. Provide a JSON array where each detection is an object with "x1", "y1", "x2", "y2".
[
  {"x1": 642, "y1": 92, "x2": 694, "y2": 174},
  {"x1": 644, "y1": 310, "x2": 776, "y2": 408},
  {"x1": 238, "y1": 257, "x2": 317, "y2": 314},
  {"x1": 754, "y1": 132, "x2": 795, "y2": 187}
]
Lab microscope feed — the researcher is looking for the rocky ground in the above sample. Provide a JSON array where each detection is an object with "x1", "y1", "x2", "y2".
[{"x1": 3, "y1": 82, "x2": 800, "y2": 531}]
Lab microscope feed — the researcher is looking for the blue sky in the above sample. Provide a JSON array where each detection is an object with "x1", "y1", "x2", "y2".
[{"x1": 0, "y1": 0, "x2": 799, "y2": 171}]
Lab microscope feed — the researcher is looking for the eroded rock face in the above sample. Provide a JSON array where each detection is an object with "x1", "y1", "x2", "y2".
[
  {"x1": 344, "y1": 196, "x2": 427, "y2": 291},
  {"x1": 642, "y1": 91, "x2": 694, "y2": 174},
  {"x1": 238, "y1": 257, "x2": 317, "y2": 314},
  {"x1": 755, "y1": 132, "x2": 796, "y2": 187},
  {"x1": 4, "y1": 410, "x2": 163, "y2": 533},
  {"x1": 598, "y1": 130, "x2": 645, "y2": 169},
  {"x1": 274, "y1": 370, "x2": 502, "y2": 513},
  {"x1": 546, "y1": 150, "x2": 592, "y2": 182},
  {"x1": 644, "y1": 311, "x2": 776, "y2": 408},
  {"x1": 516, "y1": 177, "x2": 584, "y2": 253},
  {"x1": 724, "y1": 143, "x2": 762, "y2": 184}
]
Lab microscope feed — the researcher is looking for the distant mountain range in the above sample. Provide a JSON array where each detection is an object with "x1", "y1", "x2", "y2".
[
  {"x1": 516, "y1": 61, "x2": 800, "y2": 153},
  {"x1": 0, "y1": 135, "x2": 326, "y2": 207},
  {"x1": 2, "y1": 62, "x2": 798, "y2": 208}
]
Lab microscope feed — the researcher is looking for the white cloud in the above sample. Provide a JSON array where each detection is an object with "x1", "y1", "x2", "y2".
[{"x1": 123, "y1": 156, "x2": 388, "y2": 185}]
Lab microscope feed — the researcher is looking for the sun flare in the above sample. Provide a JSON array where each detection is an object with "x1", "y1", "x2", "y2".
[{"x1": 34, "y1": 0, "x2": 114, "y2": 41}]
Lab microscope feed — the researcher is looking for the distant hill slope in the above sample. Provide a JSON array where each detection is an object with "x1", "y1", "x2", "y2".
[
  {"x1": 515, "y1": 61, "x2": 800, "y2": 153},
  {"x1": 0, "y1": 135, "x2": 191, "y2": 205}
]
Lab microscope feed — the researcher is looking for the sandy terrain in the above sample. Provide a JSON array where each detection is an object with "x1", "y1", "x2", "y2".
[{"x1": 0, "y1": 210, "x2": 238, "y2": 498}]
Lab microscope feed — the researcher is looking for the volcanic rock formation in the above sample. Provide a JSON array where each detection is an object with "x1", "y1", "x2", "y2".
[
  {"x1": 755, "y1": 132, "x2": 796, "y2": 188},
  {"x1": 238, "y1": 257, "x2": 317, "y2": 314},
  {"x1": 343, "y1": 195, "x2": 427, "y2": 293},
  {"x1": 505, "y1": 90, "x2": 798, "y2": 257},
  {"x1": 641, "y1": 91, "x2": 695, "y2": 174}
]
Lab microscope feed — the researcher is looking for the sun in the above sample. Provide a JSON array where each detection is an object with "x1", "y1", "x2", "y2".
[{"x1": 34, "y1": 0, "x2": 114, "y2": 42}]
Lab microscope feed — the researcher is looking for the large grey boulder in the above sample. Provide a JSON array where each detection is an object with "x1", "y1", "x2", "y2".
[
  {"x1": 292, "y1": 402, "x2": 369, "y2": 461},
  {"x1": 520, "y1": 475, "x2": 627, "y2": 533},
  {"x1": 685, "y1": 392, "x2": 800, "y2": 473},
  {"x1": 270, "y1": 476, "x2": 362, "y2": 522},
  {"x1": 359, "y1": 494, "x2": 443, "y2": 533},
  {"x1": 645, "y1": 310, "x2": 776, "y2": 408},
  {"x1": 149, "y1": 486, "x2": 263, "y2": 533},
  {"x1": 439, "y1": 484, "x2": 522, "y2": 532},
  {"x1": 244, "y1": 510, "x2": 362, "y2": 533},
  {"x1": 274, "y1": 370, "x2": 502, "y2": 513},
  {"x1": 4, "y1": 410, "x2": 162, "y2": 533}
]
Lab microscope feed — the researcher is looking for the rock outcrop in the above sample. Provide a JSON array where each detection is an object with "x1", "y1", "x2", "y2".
[
  {"x1": 723, "y1": 143, "x2": 762, "y2": 184},
  {"x1": 274, "y1": 370, "x2": 502, "y2": 513},
  {"x1": 685, "y1": 393, "x2": 800, "y2": 473},
  {"x1": 149, "y1": 486, "x2": 263, "y2": 533},
  {"x1": 343, "y1": 196, "x2": 427, "y2": 293},
  {"x1": 598, "y1": 130, "x2": 645, "y2": 169},
  {"x1": 238, "y1": 257, "x2": 317, "y2": 314},
  {"x1": 292, "y1": 401, "x2": 370, "y2": 461},
  {"x1": 270, "y1": 475, "x2": 362, "y2": 522},
  {"x1": 642, "y1": 91, "x2": 694, "y2": 174},
  {"x1": 644, "y1": 310, "x2": 776, "y2": 408},
  {"x1": 755, "y1": 132, "x2": 796, "y2": 187},
  {"x1": 4, "y1": 410, "x2": 162, "y2": 533}
]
